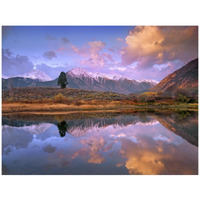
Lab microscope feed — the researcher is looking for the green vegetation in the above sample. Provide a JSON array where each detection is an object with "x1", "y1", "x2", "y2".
[
  {"x1": 176, "y1": 94, "x2": 191, "y2": 103},
  {"x1": 2, "y1": 87, "x2": 198, "y2": 105},
  {"x1": 58, "y1": 72, "x2": 68, "y2": 88},
  {"x1": 2, "y1": 87, "x2": 198, "y2": 114}
]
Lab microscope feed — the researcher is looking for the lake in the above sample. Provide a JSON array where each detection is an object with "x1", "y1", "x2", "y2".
[{"x1": 2, "y1": 111, "x2": 198, "y2": 175}]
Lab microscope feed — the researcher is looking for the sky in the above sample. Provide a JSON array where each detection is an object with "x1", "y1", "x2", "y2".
[{"x1": 2, "y1": 26, "x2": 198, "y2": 81}]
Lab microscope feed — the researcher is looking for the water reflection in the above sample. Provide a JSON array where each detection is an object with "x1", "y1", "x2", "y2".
[
  {"x1": 2, "y1": 111, "x2": 198, "y2": 175},
  {"x1": 57, "y1": 121, "x2": 68, "y2": 137}
]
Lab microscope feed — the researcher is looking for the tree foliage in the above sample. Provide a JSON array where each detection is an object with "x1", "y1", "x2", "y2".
[
  {"x1": 58, "y1": 72, "x2": 68, "y2": 88},
  {"x1": 174, "y1": 89, "x2": 191, "y2": 103}
]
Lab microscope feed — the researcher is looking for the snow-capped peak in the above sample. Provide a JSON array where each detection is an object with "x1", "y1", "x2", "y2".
[
  {"x1": 16, "y1": 69, "x2": 53, "y2": 82},
  {"x1": 90, "y1": 72, "x2": 130, "y2": 81},
  {"x1": 68, "y1": 67, "x2": 131, "y2": 81},
  {"x1": 68, "y1": 68, "x2": 90, "y2": 78},
  {"x1": 136, "y1": 79, "x2": 159, "y2": 85},
  {"x1": 68, "y1": 67, "x2": 159, "y2": 84}
]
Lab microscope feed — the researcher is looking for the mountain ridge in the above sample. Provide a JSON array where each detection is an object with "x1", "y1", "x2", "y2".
[
  {"x1": 13, "y1": 69, "x2": 52, "y2": 82},
  {"x1": 151, "y1": 58, "x2": 198, "y2": 96},
  {"x1": 65, "y1": 67, "x2": 157, "y2": 94},
  {"x1": 2, "y1": 68, "x2": 157, "y2": 94}
]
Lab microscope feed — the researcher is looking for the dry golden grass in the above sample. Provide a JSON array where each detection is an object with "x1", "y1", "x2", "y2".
[
  {"x1": 2, "y1": 102, "x2": 136, "y2": 114},
  {"x1": 2, "y1": 101, "x2": 198, "y2": 115}
]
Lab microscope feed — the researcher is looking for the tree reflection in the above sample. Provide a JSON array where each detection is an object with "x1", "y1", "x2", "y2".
[{"x1": 57, "y1": 121, "x2": 68, "y2": 137}]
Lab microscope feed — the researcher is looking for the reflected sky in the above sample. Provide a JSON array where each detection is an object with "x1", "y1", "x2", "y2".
[{"x1": 2, "y1": 113, "x2": 198, "y2": 175}]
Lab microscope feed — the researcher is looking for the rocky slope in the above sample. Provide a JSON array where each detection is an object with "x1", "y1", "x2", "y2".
[{"x1": 151, "y1": 58, "x2": 198, "y2": 96}]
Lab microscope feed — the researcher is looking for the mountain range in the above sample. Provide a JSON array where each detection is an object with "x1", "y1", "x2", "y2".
[
  {"x1": 2, "y1": 68, "x2": 158, "y2": 94},
  {"x1": 2, "y1": 58, "x2": 198, "y2": 95},
  {"x1": 65, "y1": 68, "x2": 158, "y2": 94},
  {"x1": 2, "y1": 69, "x2": 52, "y2": 82}
]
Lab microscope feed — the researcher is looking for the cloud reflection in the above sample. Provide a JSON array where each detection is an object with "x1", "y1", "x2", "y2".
[{"x1": 2, "y1": 112, "x2": 198, "y2": 175}]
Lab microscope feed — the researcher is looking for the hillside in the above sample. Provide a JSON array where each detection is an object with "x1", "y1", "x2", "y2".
[
  {"x1": 2, "y1": 87, "x2": 130, "y2": 102},
  {"x1": 151, "y1": 58, "x2": 198, "y2": 96},
  {"x1": 2, "y1": 77, "x2": 58, "y2": 90}
]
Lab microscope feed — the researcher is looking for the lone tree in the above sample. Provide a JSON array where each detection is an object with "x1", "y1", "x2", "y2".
[{"x1": 58, "y1": 72, "x2": 68, "y2": 88}]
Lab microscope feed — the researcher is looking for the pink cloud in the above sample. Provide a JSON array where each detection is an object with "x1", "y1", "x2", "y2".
[
  {"x1": 121, "y1": 26, "x2": 198, "y2": 69},
  {"x1": 71, "y1": 40, "x2": 116, "y2": 69},
  {"x1": 116, "y1": 37, "x2": 124, "y2": 42},
  {"x1": 71, "y1": 45, "x2": 79, "y2": 53},
  {"x1": 71, "y1": 45, "x2": 89, "y2": 57},
  {"x1": 88, "y1": 41, "x2": 105, "y2": 51},
  {"x1": 103, "y1": 52, "x2": 114, "y2": 62}
]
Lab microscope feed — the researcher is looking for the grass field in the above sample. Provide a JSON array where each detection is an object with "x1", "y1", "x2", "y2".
[
  {"x1": 2, "y1": 87, "x2": 198, "y2": 114},
  {"x1": 2, "y1": 102, "x2": 198, "y2": 115}
]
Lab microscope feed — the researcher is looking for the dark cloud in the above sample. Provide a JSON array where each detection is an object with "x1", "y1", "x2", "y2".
[
  {"x1": 43, "y1": 51, "x2": 57, "y2": 60},
  {"x1": 46, "y1": 34, "x2": 56, "y2": 40},
  {"x1": 61, "y1": 37, "x2": 70, "y2": 44},
  {"x1": 3, "y1": 49, "x2": 13, "y2": 57},
  {"x1": 2, "y1": 49, "x2": 34, "y2": 76},
  {"x1": 2, "y1": 49, "x2": 62, "y2": 79}
]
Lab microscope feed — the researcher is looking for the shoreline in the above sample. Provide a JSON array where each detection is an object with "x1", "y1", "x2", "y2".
[{"x1": 2, "y1": 102, "x2": 198, "y2": 115}]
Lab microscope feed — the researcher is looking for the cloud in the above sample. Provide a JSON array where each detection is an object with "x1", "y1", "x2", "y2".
[
  {"x1": 120, "y1": 134, "x2": 197, "y2": 175},
  {"x1": 2, "y1": 127, "x2": 33, "y2": 150},
  {"x1": 71, "y1": 45, "x2": 88, "y2": 56},
  {"x1": 57, "y1": 47, "x2": 67, "y2": 52},
  {"x1": 72, "y1": 136, "x2": 106, "y2": 165},
  {"x1": 43, "y1": 144, "x2": 56, "y2": 153},
  {"x1": 2, "y1": 49, "x2": 34, "y2": 76},
  {"x1": 46, "y1": 34, "x2": 56, "y2": 40},
  {"x1": 3, "y1": 49, "x2": 13, "y2": 57},
  {"x1": 43, "y1": 51, "x2": 57, "y2": 60},
  {"x1": 103, "y1": 53, "x2": 114, "y2": 62},
  {"x1": 80, "y1": 41, "x2": 116, "y2": 68},
  {"x1": 121, "y1": 26, "x2": 198, "y2": 69},
  {"x1": 109, "y1": 66, "x2": 126, "y2": 72},
  {"x1": 36, "y1": 63, "x2": 67, "y2": 79},
  {"x1": 71, "y1": 45, "x2": 79, "y2": 53},
  {"x1": 88, "y1": 41, "x2": 106, "y2": 51},
  {"x1": 71, "y1": 41, "x2": 114, "y2": 69},
  {"x1": 81, "y1": 52, "x2": 106, "y2": 67},
  {"x1": 2, "y1": 49, "x2": 67, "y2": 79},
  {"x1": 116, "y1": 37, "x2": 124, "y2": 42},
  {"x1": 61, "y1": 37, "x2": 70, "y2": 44}
]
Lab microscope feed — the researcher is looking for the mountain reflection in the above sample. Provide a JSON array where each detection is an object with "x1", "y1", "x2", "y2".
[{"x1": 2, "y1": 111, "x2": 198, "y2": 175}]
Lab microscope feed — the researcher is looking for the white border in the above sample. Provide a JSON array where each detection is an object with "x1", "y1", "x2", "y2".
[{"x1": 0, "y1": 0, "x2": 199, "y2": 200}]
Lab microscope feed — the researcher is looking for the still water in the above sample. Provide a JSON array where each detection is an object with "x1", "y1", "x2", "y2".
[{"x1": 2, "y1": 111, "x2": 198, "y2": 175}]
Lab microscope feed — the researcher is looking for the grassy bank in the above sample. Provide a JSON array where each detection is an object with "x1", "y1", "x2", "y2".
[
  {"x1": 2, "y1": 102, "x2": 198, "y2": 115},
  {"x1": 2, "y1": 87, "x2": 198, "y2": 114}
]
